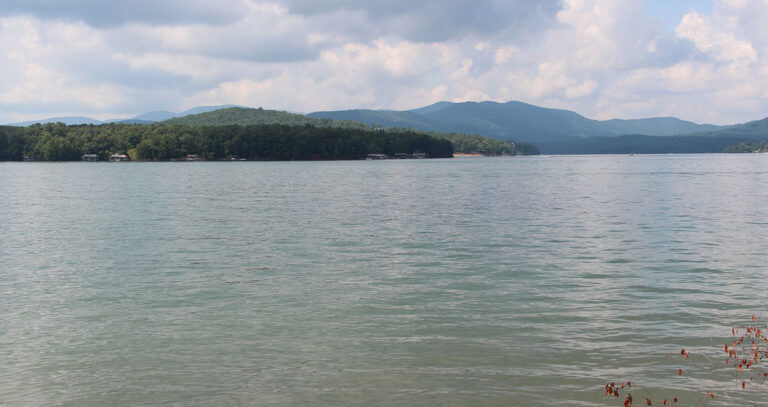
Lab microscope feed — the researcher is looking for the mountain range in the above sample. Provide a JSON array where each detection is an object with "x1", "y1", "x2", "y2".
[
  {"x1": 9, "y1": 100, "x2": 768, "y2": 154},
  {"x1": 7, "y1": 101, "x2": 725, "y2": 142},
  {"x1": 6, "y1": 105, "x2": 243, "y2": 127},
  {"x1": 308, "y1": 101, "x2": 724, "y2": 142}
]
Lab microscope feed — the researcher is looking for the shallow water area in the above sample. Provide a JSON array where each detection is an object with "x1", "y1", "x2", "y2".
[{"x1": 1, "y1": 155, "x2": 767, "y2": 406}]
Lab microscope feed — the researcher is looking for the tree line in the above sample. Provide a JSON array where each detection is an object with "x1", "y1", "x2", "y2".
[
  {"x1": 535, "y1": 134, "x2": 759, "y2": 155},
  {"x1": 159, "y1": 107, "x2": 518, "y2": 156},
  {"x1": 0, "y1": 122, "x2": 457, "y2": 161},
  {"x1": 401, "y1": 130, "x2": 516, "y2": 155},
  {"x1": 723, "y1": 140, "x2": 768, "y2": 153}
]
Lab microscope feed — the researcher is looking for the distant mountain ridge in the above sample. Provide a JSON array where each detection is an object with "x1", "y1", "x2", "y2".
[
  {"x1": 309, "y1": 101, "x2": 723, "y2": 143},
  {"x1": 6, "y1": 105, "x2": 243, "y2": 126},
  {"x1": 6, "y1": 100, "x2": 767, "y2": 155},
  {"x1": 161, "y1": 107, "x2": 368, "y2": 129},
  {"x1": 530, "y1": 117, "x2": 768, "y2": 154},
  {"x1": 6, "y1": 100, "x2": 731, "y2": 145},
  {"x1": 6, "y1": 116, "x2": 105, "y2": 126},
  {"x1": 684, "y1": 116, "x2": 768, "y2": 138}
]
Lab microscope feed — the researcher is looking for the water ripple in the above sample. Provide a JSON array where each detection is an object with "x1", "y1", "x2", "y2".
[{"x1": 1, "y1": 156, "x2": 768, "y2": 406}]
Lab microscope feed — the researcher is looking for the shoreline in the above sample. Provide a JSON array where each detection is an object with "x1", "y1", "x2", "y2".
[{"x1": 453, "y1": 153, "x2": 486, "y2": 157}]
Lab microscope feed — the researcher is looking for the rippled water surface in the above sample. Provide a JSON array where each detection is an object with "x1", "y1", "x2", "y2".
[{"x1": 1, "y1": 155, "x2": 768, "y2": 406}]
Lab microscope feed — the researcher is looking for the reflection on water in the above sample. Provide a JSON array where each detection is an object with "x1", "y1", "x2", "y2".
[{"x1": 1, "y1": 155, "x2": 767, "y2": 406}]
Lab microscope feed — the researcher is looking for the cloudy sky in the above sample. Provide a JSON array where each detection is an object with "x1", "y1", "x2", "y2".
[{"x1": 1, "y1": 0, "x2": 766, "y2": 125}]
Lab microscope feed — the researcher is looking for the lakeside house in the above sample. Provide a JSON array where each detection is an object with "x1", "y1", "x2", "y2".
[
  {"x1": 394, "y1": 152, "x2": 427, "y2": 159},
  {"x1": 366, "y1": 153, "x2": 428, "y2": 160},
  {"x1": 81, "y1": 154, "x2": 99, "y2": 162},
  {"x1": 109, "y1": 154, "x2": 129, "y2": 162}
]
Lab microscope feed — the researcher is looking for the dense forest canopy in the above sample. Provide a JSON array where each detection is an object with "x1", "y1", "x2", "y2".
[
  {"x1": 0, "y1": 105, "x2": 524, "y2": 161},
  {"x1": 723, "y1": 140, "x2": 768, "y2": 153},
  {"x1": 159, "y1": 106, "x2": 517, "y2": 156},
  {"x1": 162, "y1": 107, "x2": 370, "y2": 130},
  {"x1": 385, "y1": 130, "x2": 515, "y2": 155},
  {"x1": 0, "y1": 122, "x2": 459, "y2": 161}
]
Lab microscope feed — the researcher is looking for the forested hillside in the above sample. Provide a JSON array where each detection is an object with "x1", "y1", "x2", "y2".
[
  {"x1": 723, "y1": 140, "x2": 768, "y2": 153},
  {"x1": 160, "y1": 107, "x2": 517, "y2": 155},
  {"x1": 162, "y1": 107, "x2": 370, "y2": 129},
  {"x1": 0, "y1": 123, "x2": 454, "y2": 161},
  {"x1": 685, "y1": 116, "x2": 768, "y2": 139}
]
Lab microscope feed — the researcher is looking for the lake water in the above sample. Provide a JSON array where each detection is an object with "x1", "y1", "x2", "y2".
[{"x1": 1, "y1": 155, "x2": 767, "y2": 406}]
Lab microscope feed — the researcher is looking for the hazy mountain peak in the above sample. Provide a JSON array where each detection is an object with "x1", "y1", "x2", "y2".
[
  {"x1": 408, "y1": 101, "x2": 453, "y2": 115},
  {"x1": 7, "y1": 116, "x2": 103, "y2": 126},
  {"x1": 131, "y1": 111, "x2": 177, "y2": 122},
  {"x1": 309, "y1": 100, "x2": 724, "y2": 142},
  {"x1": 4, "y1": 105, "x2": 243, "y2": 127}
]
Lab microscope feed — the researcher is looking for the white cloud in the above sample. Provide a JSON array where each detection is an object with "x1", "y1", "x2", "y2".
[
  {"x1": 0, "y1": 62, "x2": 126, "y2": 109},
  {"x1": 181, "y1": 40, "x2": 456, "y2": 112},
  {"x1": 0, "y1": 17, "x2": 129, "y2": 113},
  {"x1": 4, "y1": 0, "x2": 768, "y2": 126},
  {"x1": 676, "y1": 11, "x2": 757, "y2": 63}
]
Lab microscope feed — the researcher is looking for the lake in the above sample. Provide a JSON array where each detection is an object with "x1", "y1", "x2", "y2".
[{"x1": 1, "y1": 155, "x2": 767, "y2": 406}]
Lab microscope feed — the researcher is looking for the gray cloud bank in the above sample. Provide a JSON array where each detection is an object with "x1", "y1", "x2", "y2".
[
  {"x1": 283, "y1": 0, "x2": 562, "y2": 42},
  {"x1": 0, "y1": 0, "x2": 248, "y2": 26}
]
